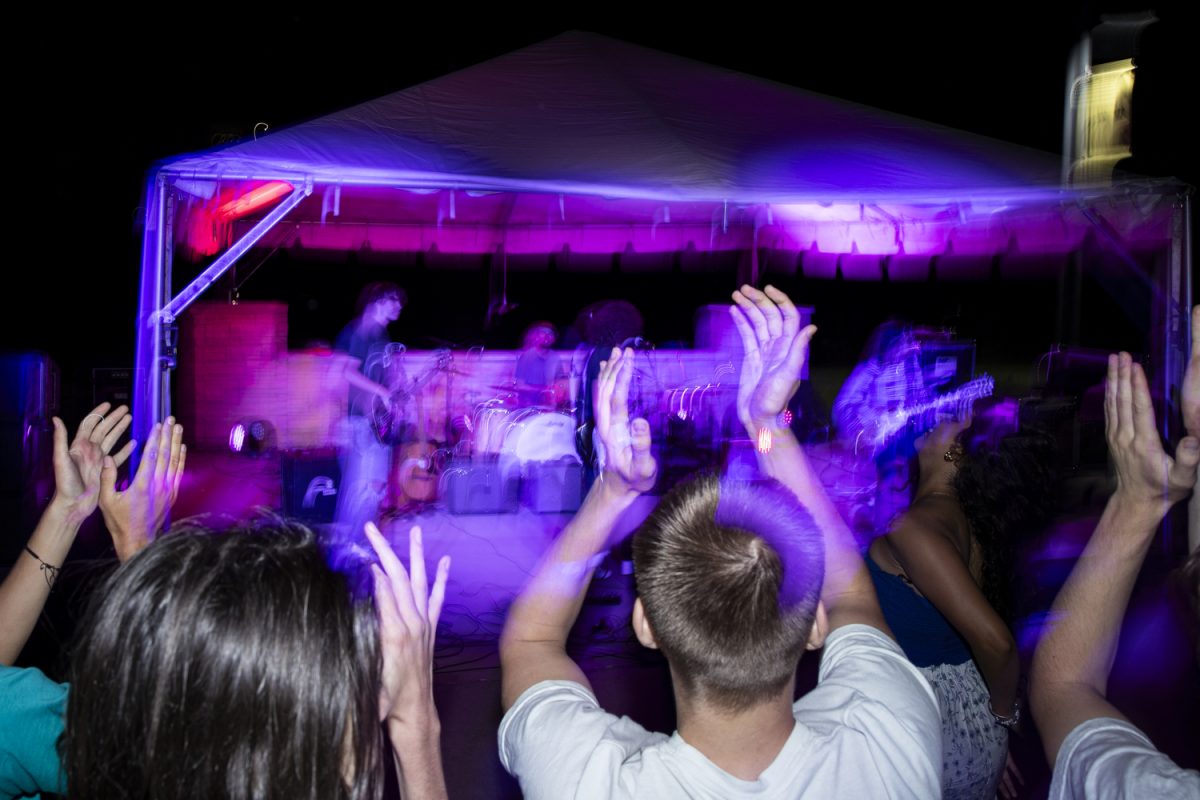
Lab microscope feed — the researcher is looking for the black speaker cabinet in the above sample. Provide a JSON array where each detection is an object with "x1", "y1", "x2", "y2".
[{"x1": 281, "y1": 450, "x2": 342, "y2": 523}]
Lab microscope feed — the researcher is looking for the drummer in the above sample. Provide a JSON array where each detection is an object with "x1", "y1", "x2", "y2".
[{"x1": 513, "y1": 321, "x2": 566, "y2": 407}]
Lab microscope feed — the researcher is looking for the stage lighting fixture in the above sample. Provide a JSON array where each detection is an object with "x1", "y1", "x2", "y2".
[{"x1": 229, "y1": 419, "x2": 275, "y2": 456}]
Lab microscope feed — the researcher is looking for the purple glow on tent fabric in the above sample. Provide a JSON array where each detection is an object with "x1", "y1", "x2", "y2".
[
  {"x1": 752, "y1": 141, "x2": 1029, "y2": 197},
  {"x1": 131, "y1": 30, "x2": 1187, "y2": 466}
]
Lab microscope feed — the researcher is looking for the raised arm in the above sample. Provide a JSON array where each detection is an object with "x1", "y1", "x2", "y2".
[
  {"x1": 729, "y1": 285, "x2": 890, "y2": 636},
  {"x1": 1030, "y1": 352, "x2": 1199, "y2": 764},
  {"x1": 500, "y1": 347, "x2": 657, "y2": 709},
  {"x1": 0, "y1": 403, "x2": 133, "y2": 664},
  {"x1": 366, "y1": 521, "x2": 451, "y2": 800}
]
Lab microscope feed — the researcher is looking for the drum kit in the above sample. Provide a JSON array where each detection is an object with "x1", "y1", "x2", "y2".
[
  {"x1": 374, "y1": 348, "x2": 582, "y2": 511},
  {"x1": 375, "y1": 342, "x2": 728, "y2": 511},
  {"x1": 470, "y1": 383, "x2": 577, "y2": 463}
]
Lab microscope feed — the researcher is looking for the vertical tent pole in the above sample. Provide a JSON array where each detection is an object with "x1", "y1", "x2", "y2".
[
  {"x1": 161, "y1": 190, "x2": 176, "y2": 420},
  {"x1": 1166, "y1": 193, "x2": 1195, "y2": 553},
  {"x1": 132, "y1": 172, "x2": 169, "y2": 457}
]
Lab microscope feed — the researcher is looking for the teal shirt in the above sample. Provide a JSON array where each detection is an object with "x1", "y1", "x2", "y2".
[{"x1": 0, "y1": 665, "x2": 67, "y2": 799}]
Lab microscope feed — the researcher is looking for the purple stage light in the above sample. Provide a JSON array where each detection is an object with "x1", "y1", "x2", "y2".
[
  {"x1": 229, "y1": 423, "x2": 247, "y2": 453},
  {"x1": 229, "y1": 419, "x2": 274, "y2": 455}
]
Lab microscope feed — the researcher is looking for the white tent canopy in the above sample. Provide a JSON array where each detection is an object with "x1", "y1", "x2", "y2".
[{"x1": 134, "y1": 31, "x2": 1190, "y2": 439}]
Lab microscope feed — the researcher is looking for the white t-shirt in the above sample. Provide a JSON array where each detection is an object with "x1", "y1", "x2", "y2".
[
  {"x1": 499, "y1": 624, "x2": 942, "y2": 799},
  {"x1": 1048, "y1": 717, "x2": 1200, "y2": 800}
]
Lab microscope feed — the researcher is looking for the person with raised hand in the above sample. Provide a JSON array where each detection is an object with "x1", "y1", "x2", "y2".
[
  {"x1": 0, "y1": 402, "x2": 135, "y2": 664},
  {"x1": 499, "y1": 287, "x2": 940, "y2": 798},
  {"x1": 1, "y1": 405, "x2": 185, "y2": 800},
  {"x1": 56, "y1": 509, "x2": 450, "y2": 800},
  {"x1": 364, "y1": 521, "x2": 450, "y2": 800},
  {"x1": 728, "y1": 285, "x2": 886, "y2": 633},
  {"x1": 500, "y1": 346, "x2": 656, "y2": 704},
  {"x1": 1031, "y1": 343, "x2": 1200, "y2": 799}
]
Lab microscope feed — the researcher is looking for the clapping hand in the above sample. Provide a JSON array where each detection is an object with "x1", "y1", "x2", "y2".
[
  {"x1": 51, "y1": 403, "x2": 135, "y2": 525},
  {"x1": 1105, "y1": 352, "x2": 1198, "y2": 515},
  {"x1": 594, "y1": 347, "x2": 657, "y2": 495},
  {"x1": 366, "y1": 522, "x2": 450, "y2": 730},
  {"x1": 729, "y1": 285, "x2": 817, "y2": 434},
  {"x1": 98, "y1": 417, "x2": 186, "y2": 561}
]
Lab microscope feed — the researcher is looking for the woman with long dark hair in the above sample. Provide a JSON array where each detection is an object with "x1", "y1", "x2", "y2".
[
  {"x1": 61, "y1": 519, "x2": 449, "y2": 800},
  {"x1": 867, "y1": 415, "x2": 1057, "y2": 800}
]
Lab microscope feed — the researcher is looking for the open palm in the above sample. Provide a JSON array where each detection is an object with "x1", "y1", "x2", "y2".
[
  {"x1": 594, "y1": 347, "x2": 657, "y2": 494},
  {"x1": 1106, "y1": 352, "x2": 1199, "y2": 513},
  {"x1": 53, "y1": 403, "x2": 134, "y2": 521},
  {"x1": 729, "y1": 285, "x2": 817, "y2": 431}
]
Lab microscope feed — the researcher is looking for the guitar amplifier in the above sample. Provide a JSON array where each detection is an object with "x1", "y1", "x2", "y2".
[
  {"x1": 522, "y1": 458, "x2": 584, "y2": 513},
  {"x1": 441, "y1": 461, "x2": 519, "y2": 515},
  {"x1": 281, "y1": 450, "x2": 342, "y2": 523}
]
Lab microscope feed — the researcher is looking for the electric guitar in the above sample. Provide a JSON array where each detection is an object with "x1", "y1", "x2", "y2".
[
  {"x1": 371, "y1": 350, "x2": 454, "y2": 445},
  {"x1": 854, "y1": 374, "x2": 995, "y2": 454}
]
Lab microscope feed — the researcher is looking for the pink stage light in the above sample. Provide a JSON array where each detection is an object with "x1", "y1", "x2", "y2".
[
  {"x1": 215, "y1": 181, "x2": 295, "y2": 221},
  {"x1": 185, "y1": 181, "x2": 295, "y2": 258}
]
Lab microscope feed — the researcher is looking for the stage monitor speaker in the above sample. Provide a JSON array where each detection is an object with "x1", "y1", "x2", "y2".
[
  {"x1": 522, "y1": 459, "x2": 583, "y2": 513},
  {"x1": 442, "y1": 462, "x2": 519, "y2": 514},
  {"x1": 281, "y1": 450, "x2": 341, "y2": 523}
]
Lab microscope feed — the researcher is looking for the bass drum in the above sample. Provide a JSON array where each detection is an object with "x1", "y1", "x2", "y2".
[
  {"x1": 500, "y1": 411, "x2": 581, "y2": 464},
  {"x1": 471, "y1": 395, "x2": 519, "y2": 456}
]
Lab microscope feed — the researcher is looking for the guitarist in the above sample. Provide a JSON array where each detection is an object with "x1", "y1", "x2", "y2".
[{"x1": 334, "y1": 282, "x2": 406, "y2": 539}]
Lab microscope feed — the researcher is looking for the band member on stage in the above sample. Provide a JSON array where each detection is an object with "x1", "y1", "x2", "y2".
[
  {"x1": 335, "y1": 282, "x2": 406, "y2": 538},
  {"x1": 834, "y1": 322, "x2": 937, "y2": 530},
  {"x1": 514, "y1": 321, "x2": 564, "y2": 407}
]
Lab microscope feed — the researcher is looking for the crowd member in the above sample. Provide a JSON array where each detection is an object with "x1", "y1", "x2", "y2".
[
  {"x1": 61, "y1": 518, "x2": 450, "y2": 800},
  {"x1": 1031, "y1": 313, "x2": 1200, "y2": 799},
  {"x1": 866, "y1": 414, "x2": 1056, "y2": 799},
  {"x1": 0, "y1": 402, "x2": 451, "y2": 799},
  {"x1": 1, "y1": 406, "x2": 184, "y2": 799},
  {"x1": 498, "y1": 286, "x2": 941, "y2": 798}
]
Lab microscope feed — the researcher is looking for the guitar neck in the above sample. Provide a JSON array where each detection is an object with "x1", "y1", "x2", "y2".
[{"x1": 869, "y1": 376, "x2": 995, "y2": 448}]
